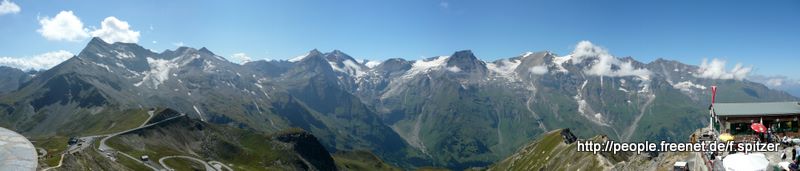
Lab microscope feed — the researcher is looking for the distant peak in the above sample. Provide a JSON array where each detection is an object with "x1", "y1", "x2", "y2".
[
  {"x1": 446, "y1": 50, "x2": 487, "y2": 72},
  {"x1": 324, "y1": 50, "x2": 357, "y2": 64},
  {"x1": 448, "y1": 50, "x2": 479, "y2": 63},
  {"x1": 88, "y1": 37, "x2": 109, "y2": 47},
  {"x1": 288, "y1": 49, "x2": 322, "y2": 62},
  {"x1": 175, "y1": 46, "x2": 193, "y2": 53},
  {"x1": 453, "y1": 50, "x2": 474, "y2": 56},
  {"x1": 199, "y1": 47, "x2": 215, "y2": 55},
  {"x1": 309, "y1": 49, "x2": 322, "y2": 56}
]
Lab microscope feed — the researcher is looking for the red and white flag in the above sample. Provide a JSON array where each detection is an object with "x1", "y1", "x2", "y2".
[{"x1": 711, "y1": 85, "x2": 717, "y2": 104}]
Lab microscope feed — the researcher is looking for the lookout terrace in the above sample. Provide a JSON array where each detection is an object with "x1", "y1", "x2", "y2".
[{"x1": 712, "y1": 101, "x2": 800, "y2": 141}]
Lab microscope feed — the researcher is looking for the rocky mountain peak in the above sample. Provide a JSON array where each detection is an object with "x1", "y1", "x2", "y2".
[
  {"x1": 87, "y1": 37, "x2": 109, "y2": 47},
  {"x1": 199, "y1": 47, "x2": 215, "y2": 55},
  {"x1": 374, "y1": 58, "x2": 411, "y2": 75},
  {"x1": 309, "y1": 49, "x2": 322, "y2": 56},
  {"x1": 446, "y1": 50, "x2": 487, "y2": 73},
  {"x1": 324, "y1": 49, "x2": 357, "y2": 63}
]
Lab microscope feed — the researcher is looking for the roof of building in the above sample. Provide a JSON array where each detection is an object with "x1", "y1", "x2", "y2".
[
  {"x1": 713, "y1": 101, "x2": 800, "y2": 117},
  {"x1": 0, "y1": 127, "x2": 37, "y2": 171}
]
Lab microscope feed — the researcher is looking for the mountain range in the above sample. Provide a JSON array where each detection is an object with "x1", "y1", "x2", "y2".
[{"x1": 0, "y1": 38, "x2": 796, "y2": 169}]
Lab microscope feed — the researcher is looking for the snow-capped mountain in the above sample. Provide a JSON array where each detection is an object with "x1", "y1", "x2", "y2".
[{"x1": 0, "y1": 38, "x2": 796, "y2": 169}]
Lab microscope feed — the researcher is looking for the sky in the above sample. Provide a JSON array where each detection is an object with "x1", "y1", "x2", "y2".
[{"x1": 0, "y1": 0, "x2": 798, "y2": 88}]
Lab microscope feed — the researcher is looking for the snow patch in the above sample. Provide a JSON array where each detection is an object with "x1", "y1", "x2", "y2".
[
  {"x1": 487, "y1": 59, "x2": 521, "y2": 77},
  {"x1": 521, "y1": 51, "x2": 535, "y2": 58},
  {"x1": 341, "y1": 59, "x2": 367, "y2": 77},
  {"x1": 288, "y1": 53, "x2": 309, "y2": 62},
  {"x1": 551, "y1": 55, "x2": 571, "y2": 73},
  {"x1": 92, "y1": 62, "x2": 112, "y2": 72},
  {"x1": 214, "y1": 55, "x2": 227, "y2": 61},
  {"x1": 192, "y1": 105, "x2": 206, "y2": 122},
  {"x1": 114, "y1": 50, "x2": 134, "y2": 59},
  {"x1": 403, "y1": 56, "x2": 449, "y2": 77},
  {"x1": 203, "y1": 60, "x2": 217, "y2": 72},
  {"x1": 134, "y1": 57, "x2": 178, "y2": 88},
  {"x1": 672, "y1": 81, "x2": 707, "y2": 93},
  {"x1": 574, "y1": 80, "x2": 609, "y2": 126}
]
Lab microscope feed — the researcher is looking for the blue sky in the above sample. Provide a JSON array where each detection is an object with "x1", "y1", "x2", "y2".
[{"x1": 0, "y1": 0, "x2": 798, "y2": 81}]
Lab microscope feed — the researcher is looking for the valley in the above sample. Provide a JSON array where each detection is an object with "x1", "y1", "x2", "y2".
[{"x1": 0, "y1": 38, "x2": 796, "y2": 170}]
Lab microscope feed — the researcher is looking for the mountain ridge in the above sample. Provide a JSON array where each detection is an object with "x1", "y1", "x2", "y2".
[{"x1": 0, "y1": 38, "x2": 796, "y2": 169}]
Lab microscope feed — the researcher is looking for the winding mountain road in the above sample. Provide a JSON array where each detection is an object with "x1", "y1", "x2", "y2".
[
  {"x1": 99, "y1": 111, "x2": 187, "y2": 170},
  {"x1": 209, "y1": 161, "x2": 234, "y2": 171},
  {"x1": 158, "y1": 155, "x2": 215, "y2": 171},
  {"x1": 38, "y1": 110, "x2": 232, "y2": 171}
]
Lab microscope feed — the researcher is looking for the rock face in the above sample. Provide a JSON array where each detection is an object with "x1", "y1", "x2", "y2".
[
  {"x1": 274, "y1": 130, "x2": 338, "y2": 171},
  {"x1": 0, "y1": 39, "x2": 797, "y2": 169}
]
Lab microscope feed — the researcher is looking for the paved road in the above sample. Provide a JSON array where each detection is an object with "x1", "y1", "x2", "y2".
[
  {"x1": 158, "y1": 155, "x2": 215, "y2": 171},
  {"x1": 37, "y1": 147, "x2": 47, "y2": 157},
  {"x1": 98, "y1": 111, "x2": 156, "y2": 152},
  {"x1": 117, "y1": 150, "x2": 160, "y2": 171},
  {"x1": 209, "y1": 161, "x2": 234, "y2": 171},
  {"x1": 39, "y1": 110, "x2": 228, "y2": 171},
  {"x1": 41, "y1": 111, "x2": 157, "y2": 170},
  {"x1": 98, "y1": 112, "x2": 186, "y2": 170}
]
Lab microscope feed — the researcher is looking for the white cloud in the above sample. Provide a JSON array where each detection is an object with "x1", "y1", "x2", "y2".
[
  {"x1": 748, "y1": 75, "x2": 799, "y2": 88},
  {"x1": 748, "y1": 75, "x2": 800, "y2": 97},
  {"x1": 231, "y1": 53, "x2": 252, "y2": 64},
  {"x1": 529, "y1": 65, "x2": 548, "y2": 75},
  {"x1": 361, "y1": 59, "x2": 382, "y2": 68},
  {"x1": 695, "y1": 58, "x2": 752, "y2": 80},
  {"x1": 446, "y1": 66, "x2": 461, "y2": 72},
  {"x1": 672, "y1": 81, "x2": 707, "y2": 93},
  {"x1": 0, "y1": 0, "x2": 20, "y2": 15},
  {"x1": 439, "y1": 1, "x2": 450, "y2": 8},
  {"x1": 90, "y1": 16, "x2": 140, "y2": 43},
  {"x1": 569, "y1": 41, "x2": 651, "y2": 79},
  {"x1": 37, "y1": 11, "x2": 89, "y2": 41},
  {"x1": 766, "y1": 78, "x2": 784, "y2": 87},
  {"x1": 37, "y1": 11, "x2": 141, "y2": 43},
  {"x1": 173, "y1": 42, "x2": 185, "y2": 47},
  {"x1": 0, "y1": 50, "x2": 74, "y2": 71}
]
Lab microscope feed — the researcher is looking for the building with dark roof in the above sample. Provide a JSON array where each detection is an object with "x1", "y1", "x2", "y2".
[{"x1": 712, "y1": 101, "x2": 800, "y2": 138}]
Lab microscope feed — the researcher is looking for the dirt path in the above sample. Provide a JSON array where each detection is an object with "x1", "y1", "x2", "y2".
[{"x1": 40, "y1": 153, "x2": 65, "y2": 171}]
